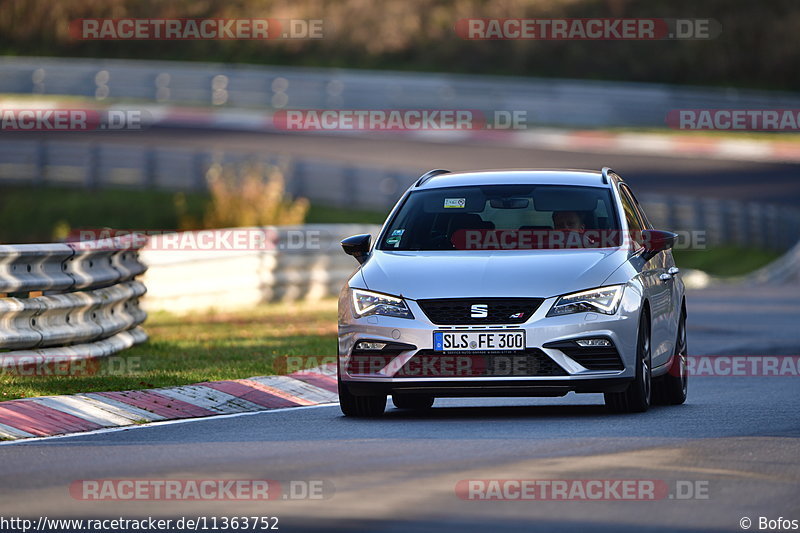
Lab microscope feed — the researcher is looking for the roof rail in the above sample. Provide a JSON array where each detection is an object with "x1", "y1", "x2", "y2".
[
  {"x1": 600, "y1": 167, "x2": 615, "y2": 184},
  {"x1": 415, "y1": 169, "x2": 451, "y2": 187}
]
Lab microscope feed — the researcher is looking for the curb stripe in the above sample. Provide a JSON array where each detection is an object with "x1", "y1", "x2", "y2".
[
  {"x1": 0, "y1": 403, "x2": 336, "y2": 446},
  {"x1": 156, "y1": 385, "x2": 266, "y2": 414},
  {"x1": 202, "y1": 381, "x2": 303, "y2": 408},
  {"x1": 237, "y1": 378, "x2": 317, "y2": 406},
  {"x1": 31, "y1": 397, "x2": 134, "y2": 427},
  {"x1": 773, "y1": 143, "x2": 800, "y2": 159},
  {"x1": 96, "y1": 391, "x2": 215, "y2": 419},
  {"x1": 82, "y1": 393, "x2": 166, "y2": 422},
  {"x1": 0, "y1": 422, "x2": 35, "y2": 439},
  {"x1": 289, "y1": 372, "x2": 338, "y2": 394},
  {"x1": 0, "y1": 401, "x2": 103, "y2": 435},
  {"x1": 0, "y1": 365, "x2": 340, "y2": 440},
  {"x1": 156, "y1": 105, "x2": 800, "y2": 163},
  {"x1": 250, "y1": 375, "x2": 338, "y2": 402}
]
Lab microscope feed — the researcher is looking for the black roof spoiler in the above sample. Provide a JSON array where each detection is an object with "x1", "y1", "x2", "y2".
[{"x1": 415, "y1": 169, "x2": 451, "y2": 187}]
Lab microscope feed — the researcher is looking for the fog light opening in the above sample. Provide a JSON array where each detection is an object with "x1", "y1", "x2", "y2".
[
  {"x1": 575, "y1": 338, "x2": 612, "y2": 347},
  {"x1": 356, "y1": 341, "x2": 387, "y2": 351}
]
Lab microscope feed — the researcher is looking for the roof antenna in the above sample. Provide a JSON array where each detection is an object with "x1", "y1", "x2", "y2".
[
  {"x1": 415, "y1": 169, "x2": 451, "y2": 187},
  {"x1": 601, "y1": 167, "x2": 615, "y2": 184}
]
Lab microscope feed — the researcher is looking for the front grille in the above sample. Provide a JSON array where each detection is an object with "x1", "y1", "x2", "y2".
[
  {"x1": 395, "y1": 349, "x2": 567, "y2": 378},
  {"x1": 545, "y1": 341, "x2": 624, "y2": 371},
  {"x1": 416, "y1": 298, "x2": 543, "y2": 325}
]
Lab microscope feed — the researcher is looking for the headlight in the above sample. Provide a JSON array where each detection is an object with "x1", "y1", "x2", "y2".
[
  {"x1": 547, "y1": 285, "x2": 625, "y2": 317},
  {"x1": 352, "y1": 289, "x2": 414, "y2": 319}
]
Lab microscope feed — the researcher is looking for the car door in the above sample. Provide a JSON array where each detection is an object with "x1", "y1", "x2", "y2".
[
  {"x1": 618, "y1": 184, "x2": 674, "y2": 368},
  {"x1": 625, "y1": 184, "x2": 679, "y2": 363},
  {"x1": 626, "y1": 187, "x2": 683, "y2": 362}
]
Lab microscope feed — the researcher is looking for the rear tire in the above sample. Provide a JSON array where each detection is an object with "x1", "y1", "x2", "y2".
[
  {"x1": 392, "y1": 394, "x2": 435, "y2": 410},
  {"x1": 338, "y1": 375, "x2": 386, "y2": 417},
  {"x1": 653, "y1": 307, "x2": 688, "y2": 405},
  {"x1": 605, "y1": 310, "x2": 652, "y2": 413}
]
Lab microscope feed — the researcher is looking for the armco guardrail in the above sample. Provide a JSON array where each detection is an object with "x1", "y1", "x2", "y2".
[
  {"x1": 3, "y1": 56, "x2": 800, "y2": 127},
  {"x1": 0, "y1": 139, "x2": 412, "y2": 212},
  {"x1": 137, "y1": 222, "x2": 799, "y2": 316},
  {"x1": 139, "y1": 225, "x2": 379, "y2": 314},
  {"x1": 743, "y1": 238, "x2": 800, "y2": 285},
  {"x1": 2, "y1": 136, "x2": 798, "y2": 251},
  {"x1": 0, "y1": 236, "x2": 148, "y2": 369},
  {"x1": 638, "y1": 194, "x2": 800, "y2": 252}
]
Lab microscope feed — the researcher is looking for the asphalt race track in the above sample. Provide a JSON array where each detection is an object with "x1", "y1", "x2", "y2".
[
  {"x1": 6, "y1": 127, "x2": 800, "y2": 204},
  {"x1": 0, "y1": 284, "x2": 798, "y2": 532},
  {"x1": 1, "y1": 128, "x2": 798, "y2": 532}
]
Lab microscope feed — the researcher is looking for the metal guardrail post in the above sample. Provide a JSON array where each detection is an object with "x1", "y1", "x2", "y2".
[
  {"x1": 694, "y1": 197, "x2": 708, "y2": 246},
  {"x1": 384, "y1": 172, "x2": 404, "y2": 209},
  {"x1": 87, "y1": 144, "x2": 101, "y2": 188},
  {"x1": 144, "y1": 147, "x2": 157, "y2": 188},
  {"x1": 193, "y1": 151, "x2": 207, "y2": 190},
  {"x1": 343, "y1": 165, "x2": 357, "y2": 208},
  {"x1": 35, "y1": 141, "x2": 47, "y2": 185},
  {"x1": 293, "y1": 159, "x2": 307, "y2": 199}
]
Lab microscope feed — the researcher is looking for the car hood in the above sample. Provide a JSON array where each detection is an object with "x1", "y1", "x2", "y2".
[{"x1": 359, "y1": 249, "x2": 629, "y2": 299}]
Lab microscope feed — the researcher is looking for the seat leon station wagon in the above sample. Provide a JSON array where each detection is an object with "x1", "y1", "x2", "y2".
[{"x1": 337, "y1": 168, "x2": 688, "y2": 416}]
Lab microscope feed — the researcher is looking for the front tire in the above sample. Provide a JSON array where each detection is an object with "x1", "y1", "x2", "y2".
[
  {"x1": 392, "y1": 394, "x2": 435, "y2": 410},
  {"x1": 605, "y1": 310, "x2": 652, "y2": 413},
  {"x1": 338, "y1": 375, "x2": 386, "y2": 417},
  {"x1": 653, "y1": 306, "x2": 688, "y2": 405}
]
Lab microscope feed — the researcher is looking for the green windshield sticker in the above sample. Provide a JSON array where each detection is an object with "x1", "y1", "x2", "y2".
[{"x1": 386, "y1": 229, "x2": 405, "y2": 246}]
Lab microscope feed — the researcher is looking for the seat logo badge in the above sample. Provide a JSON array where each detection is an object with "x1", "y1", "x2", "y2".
[{"x1": 470, "y1": 304, "x2": 488, "y2": 318}]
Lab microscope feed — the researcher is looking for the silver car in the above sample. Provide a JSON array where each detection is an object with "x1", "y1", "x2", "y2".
[{"x1": 337, "y1": 168, "x2": 687, "y2": 416}]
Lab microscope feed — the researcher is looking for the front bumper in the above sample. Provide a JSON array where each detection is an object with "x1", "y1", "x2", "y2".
[
  {"x1": 338, "y1": 288, "x2": 642, "y2": 397},
  {"x1": 345, "y1": 378, "x2": 633, "y2": 397}
]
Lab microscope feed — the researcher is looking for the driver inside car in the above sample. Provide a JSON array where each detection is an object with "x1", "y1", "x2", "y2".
[
  {"x1": 552, "y1": 210, "x2": 586, "y2": 231},
  {"x1": 551, "y1": 210, "x2": 602, "y2": 248}
]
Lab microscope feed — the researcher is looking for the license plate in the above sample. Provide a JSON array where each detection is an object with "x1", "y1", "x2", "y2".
[{"x1": 433, "y1": 330, "x2": 525, "y2": 352}]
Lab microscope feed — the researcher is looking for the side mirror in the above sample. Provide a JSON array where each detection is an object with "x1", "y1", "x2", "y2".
[
  {"x1": 639, "y1": 229, "x2": 678, "y2": 262},
  {"x1": 341, "y1": 234, "x2": 372, "y2": 264}
]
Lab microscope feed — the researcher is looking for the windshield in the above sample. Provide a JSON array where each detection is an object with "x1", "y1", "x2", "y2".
[{"x1": 378, "y1": 184, "x2": 621, "y2": 251}]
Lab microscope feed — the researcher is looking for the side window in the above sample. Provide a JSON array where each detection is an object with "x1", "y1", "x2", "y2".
[
  {"x1": 619, "y1": 187, "x2": 643, "y2": 232},
  {"x1": 621, "y1": 185, "x2": 652, "y2": 229},
  {"x1": 618, "y1": 186, "x2": 644, "y2": 249}
]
